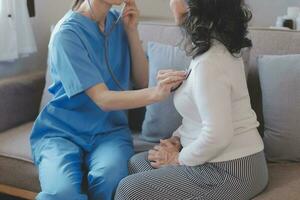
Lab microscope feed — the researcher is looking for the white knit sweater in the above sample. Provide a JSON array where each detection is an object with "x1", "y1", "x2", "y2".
[{"x1": 173, "y1": 41, "x2": 264, "y2": 166}]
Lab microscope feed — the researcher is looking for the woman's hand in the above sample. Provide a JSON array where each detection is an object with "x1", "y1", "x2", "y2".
[
  {"x1": 122, "y1": 0, "x2": 139, "y2": 32},
  {"x1": 161, "y1": 136, "x2": 182, "y2": 151},
  {"x1": 148, "y1": 137, "x2": 181, "y2": 168},
  {"x1": 153, "y1": 70, "x2": 186, "y2": 101}
]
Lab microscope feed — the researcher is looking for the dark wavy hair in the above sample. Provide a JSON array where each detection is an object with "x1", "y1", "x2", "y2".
[
  {"x1": 181, "y1": 0, "x2": 252, "y2": 58},
  {"x1": 72, "y1": 0, "x2": 84, "y2": 10}
]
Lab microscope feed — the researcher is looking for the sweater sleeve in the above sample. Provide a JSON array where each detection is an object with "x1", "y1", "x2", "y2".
[
  {"x1": 172, "y1": 125, "x2": 182, "y2": 138},
  {"x1": 178, "y1": 60, "x2": 234, "y2": 166}
]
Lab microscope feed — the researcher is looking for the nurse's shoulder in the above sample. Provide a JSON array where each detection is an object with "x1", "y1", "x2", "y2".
[
  {"x1": 49, "y1": 30, "x2": 80, "y2": 56},
  {"x1": 49, "y1": 12, "x2": 83, "y2": 50}
]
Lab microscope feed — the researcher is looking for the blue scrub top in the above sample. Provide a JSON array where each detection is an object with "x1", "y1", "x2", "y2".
[{"x1": 30, "y1": 10, "x2": 132, "y2": 154}]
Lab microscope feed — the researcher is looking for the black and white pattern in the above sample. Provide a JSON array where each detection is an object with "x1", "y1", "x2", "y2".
[{"x1": 115, "y1": 151, "x2": 268, "y2": 200}]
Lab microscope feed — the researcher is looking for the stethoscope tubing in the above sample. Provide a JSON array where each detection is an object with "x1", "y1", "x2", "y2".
[{"x1": 87, "y1": 0, "x2": 126, "y2": 90}]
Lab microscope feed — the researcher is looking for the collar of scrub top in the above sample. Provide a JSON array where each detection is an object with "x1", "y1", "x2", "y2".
[
  {"x1": 71, "y1": 10, "x2": 114, "y2": 37},
  {"x1": 86, "y1": 0, "x2": 126, "y2": 37}
]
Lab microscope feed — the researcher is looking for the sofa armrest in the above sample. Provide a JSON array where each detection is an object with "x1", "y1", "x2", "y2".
[{"x1": 0, "y1": 71, "x2": 45, "y2": 132}]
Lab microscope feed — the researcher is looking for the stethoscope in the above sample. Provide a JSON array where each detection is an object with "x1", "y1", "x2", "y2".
[
  {"x1": 86, "y1": 0, "x2": 192, "y2": 92},
  {"x1": 87, "y1": 0, "x2": 126, "y2": 91}
]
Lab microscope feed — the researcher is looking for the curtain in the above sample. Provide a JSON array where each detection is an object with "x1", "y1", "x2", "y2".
[{"x1": 0, "y1": 0, "x2": 37, "y2": 61}]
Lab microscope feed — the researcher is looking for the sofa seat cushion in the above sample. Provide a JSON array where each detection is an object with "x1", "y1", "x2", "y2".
[
  {"x1": 253, "y1": 163, "x2": 300, "y2": 200},
  {"x1": 1, "y1": 123, "x2": 300, "y2": 199},
  {"x1": 0, "y1": 122, "x2": 157, "y2": 192},
  {"x1": 132, "y1": 133, "x2": 157, "y2": 153},
  {"x1": 0, "y1": 122, "x2": 40, "y2": 192}
]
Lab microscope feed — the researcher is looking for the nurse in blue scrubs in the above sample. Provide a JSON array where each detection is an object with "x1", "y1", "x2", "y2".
[{"x1": 30, "y1": 0, "x2": 187, "y2": 200}]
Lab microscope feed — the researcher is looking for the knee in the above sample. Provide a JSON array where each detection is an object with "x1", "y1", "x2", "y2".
[
  {"x1": 89, "y1": 163, "x2": 128, "y2": 188},
  {"x1": 128, "y1": 155, "x2": 141, "y2": 174},
  {"x1": 129, "y1": 152, "x2": 148, "y2": 163},
  {"x1": 128, "y1": 152, "x2": 150, "y2": 174},
  {"x1": 37, "y1": 184, "x2": 86, "y2": 200},
  {"x1": 88, "y1": 164, "x2": 129, "y2": 200},
  {"x1": 115, "y1": 175, "x2": 143, "y2": 200},
  {"x1": 129, "y1": 153, "x2": 142, "y2": 166}
]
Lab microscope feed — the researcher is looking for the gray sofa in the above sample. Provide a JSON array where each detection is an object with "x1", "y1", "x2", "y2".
[{"x1": 0, "y1": 22, "x2": 300, "y2": 200}]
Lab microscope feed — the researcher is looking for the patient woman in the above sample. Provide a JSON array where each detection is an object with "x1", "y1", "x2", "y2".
[{"x1": 115, "y1": 0, "x2": 269, "y2": 199}]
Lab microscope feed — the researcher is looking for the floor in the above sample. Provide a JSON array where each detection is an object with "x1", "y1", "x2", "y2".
[{"x1": 0, "y1": 194, "x2": 24, "y2": 200}]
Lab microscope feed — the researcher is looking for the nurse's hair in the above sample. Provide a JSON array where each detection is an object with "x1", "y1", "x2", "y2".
[
  {"x1": 181, "y1": 0, "x2": 252, "y2": 58},
  {"x1": 72, "y1": 0, "x2": 84, "y2": 10}
]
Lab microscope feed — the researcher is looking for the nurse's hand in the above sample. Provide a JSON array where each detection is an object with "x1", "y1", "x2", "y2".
[
  {"x1": 153, "y1": 70, "x2": 186, "y2": 101},
  {"x1": 123, "y1": 0, "x2": 139, "y2": 32}
]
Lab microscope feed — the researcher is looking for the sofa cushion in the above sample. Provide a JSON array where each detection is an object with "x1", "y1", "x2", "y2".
[
  {"x1": 247, "y1": 28, "x2": 300, "y2": 135},
  {"x1": 253, "y1": 163, "x2": 300, "y2": 200},
  {"x1": 258, "y1": 54, "x2": 300, "y2": 162},
  {"x1": 0, "y1": 71, "x2": 44, "y2": 133},
  {"x1": 141, "y1": 42, "x2": 191, "y2": 142},
  {"x1": 1, "y1": 123, "x2": 300, "y2": 199},
  {"x1": 0, "y1": 122, "x2": 34, "y2": 163},
  {"x1": 0, "y1": 123, "x2": 156, "y2": 192},
  {"x1": 0, "y1": 122, "x2": 40, "y2": 192},
  {"x1": 132, "y1": 133, "x2": 157, "y2": 153}
]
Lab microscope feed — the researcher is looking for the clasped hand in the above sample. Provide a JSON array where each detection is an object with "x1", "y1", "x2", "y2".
[{"x1": 148, "y1": 136, "x2": 182, "y2": 168}]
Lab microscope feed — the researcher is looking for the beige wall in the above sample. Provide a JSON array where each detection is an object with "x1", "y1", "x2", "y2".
[
  {"x1": 31, "y1": 0, "x2": 300, "y2": 72},
  {"x1": 246, "y1": 0, "x2": 300, "y2": 27},
  {"x1": 136, "y1": 0, "x2": 172, "y2": 20},
  {"x1": 137, "y1": 0, "x2": 300, "y2": 26},
  {"x1": 26, "y1": 0, "x2": 300, "y2": 62},
  {"x1": 1, "y1": 0, "x2": 299, "y2": 78}
]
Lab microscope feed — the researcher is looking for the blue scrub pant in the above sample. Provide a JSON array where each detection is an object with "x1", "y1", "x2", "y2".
[{"x1": 33, "y1": 130, "x2": 134, "y2": 200}]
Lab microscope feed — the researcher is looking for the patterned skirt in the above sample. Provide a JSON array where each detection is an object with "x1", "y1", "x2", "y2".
[{"x1": 115, "y1": 151, "x2": 268, "y2": 200}]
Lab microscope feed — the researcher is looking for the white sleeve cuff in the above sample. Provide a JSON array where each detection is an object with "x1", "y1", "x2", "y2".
[
  {"x1": 178, "y1": 147, "x2": 205, "y2": 166},
  {"x1": 172, "y1": 126, "x2": 182, "y2": 138}
]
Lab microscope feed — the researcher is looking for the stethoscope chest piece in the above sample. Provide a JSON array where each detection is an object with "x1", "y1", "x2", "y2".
[{"x1": 171, "y1": 68, "x2": 192, "y2": 92}]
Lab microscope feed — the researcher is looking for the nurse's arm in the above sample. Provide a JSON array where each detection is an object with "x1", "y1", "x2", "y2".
[
  {"x1": 86, "y1": 84, "x2": 155, "y2": 111},
  {"x1": 127, "y1": 29, "x2": 149, "y2": 89},
  {"x1": 86, "y1": 71, "x2": 185, "y2": 112}
]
